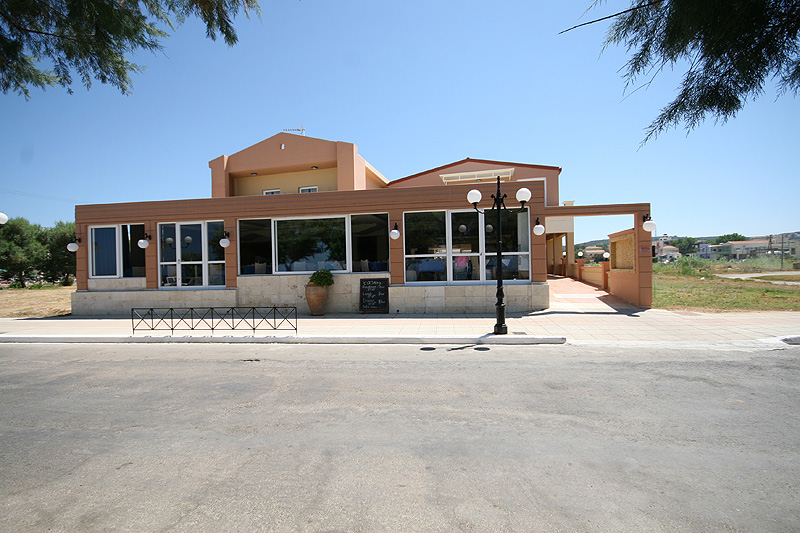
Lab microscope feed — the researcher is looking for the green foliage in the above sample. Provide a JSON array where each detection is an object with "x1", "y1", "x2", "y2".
[
  {"x1": 8, "y1": 280, "x2": 24, "y2": 289},
  {"x1": 40, "y1": 221, "x2": 76, "y2": 283},
  {"x1": 1, "y1": 0, "x2": 260, "y2": 97},
  {"x1": 592, "y1": 0, "x2": 800, "y2": 142},
  {"x1": 654, "y1": 257, "x2": 716, "y2": 278},
  {"x1": 670, "y1": 236, "x2": 697, "y2": 256},
  {"x1": 715, "y1": 233, "x2": 749, "y2": 244},
  {"x1": 0, "y1": 217, "x2": 46, "y2": 287},
  {"x1": 308, "y1": 269, "x2": 334, "y2": 287}
]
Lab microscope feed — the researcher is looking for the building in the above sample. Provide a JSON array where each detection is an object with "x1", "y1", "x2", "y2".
[{"x1": 72, "y1": 133, "x2": 654, "y2": 315}]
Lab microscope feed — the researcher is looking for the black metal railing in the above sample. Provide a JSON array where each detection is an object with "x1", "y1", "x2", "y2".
[{"x1": 131, "y1": 307, "x2": 297, "y2": 335}]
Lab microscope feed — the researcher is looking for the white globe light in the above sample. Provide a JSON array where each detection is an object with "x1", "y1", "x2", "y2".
[
  {"x1": 515, "y1": 188, "x2": 532, "y2": 204},
  {"x1": 0, "y1": 212, "x2": 8, "y2": 225},
  {"x1": 389, "y1": 229, "x2": 400, "y2": 240},
  {"x1": 603, "y1": 252, "x2": 610, "y2": 259},
  {"x1": 66, "y1": 242, "x2": 79, "y2": 252},
  {"x1": 183, "y1": 235, "x2": 192, "y2": 244},
  {"x1": 643, "y1": 220, "x2": 656, "y2": 232},
  {"x1": 137, "y1": 239, "x2": 150, "y2": 249},
  {"x1": 467, "y1": 189, "x2": 482, "y2": 205},
  {"x1": 533, "y1": 223, "x2": 545, "y2": 236},
  {"x1": 219, "y1": 238, "x2": 231, "y2": 248},
  {"x1": 562, "y1": 251, "x2": 567, "y2": 257},
  {"x1": 578, "y1": 251, "x2": 584, "y2": 257}
]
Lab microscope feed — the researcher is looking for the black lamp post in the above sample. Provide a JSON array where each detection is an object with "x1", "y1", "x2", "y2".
[{"x1": 467, "y1": 176, "x2": 543, "y2": 335}]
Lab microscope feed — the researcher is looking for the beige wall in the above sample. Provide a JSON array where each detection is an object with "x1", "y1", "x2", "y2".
[
  {"x1": 389, "y1": 160, "x2": 562, "y2": 207},
  {"x1": 233, "y1": 168, "x2": 338, "y2": 196},
  {"x1": 72, "y1": 276, "x2": 548, "y2": 316}
]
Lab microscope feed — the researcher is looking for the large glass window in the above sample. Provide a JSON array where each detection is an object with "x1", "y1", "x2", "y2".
[
  {"x1": 276, "y1": 218, "x2": 346, "y2": 272},
  {"x1": 351, "y1": 214, "x2": 389, "y2": 272},
  {"x1": 239, "y1": 219, "x2": 272, "y2": 275},
  {"x1": 90, "y1": 224, "x2": 146, "y2": 278},
  {"x1": 404, "y1": 212, "x2": 447, "y2": 282},
  {"x1": 403, "y1": 209, "x2": 530, "y2": 284},
  {"x1": 159, "y1": 221, "x2": 225, "y2": 288}
]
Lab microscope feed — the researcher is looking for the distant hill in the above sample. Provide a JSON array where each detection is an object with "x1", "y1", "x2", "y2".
[{"x1": 577, "y1": 231, "x2": 798, "y2": 248}]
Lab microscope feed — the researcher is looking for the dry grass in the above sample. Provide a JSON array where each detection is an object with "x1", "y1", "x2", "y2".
[
  {"x1": 753, "y1": 274, "x2": 800, "y2": 282},
  {"x1": 0, "y1": 286, "x2": 75, "y2": 318},
  {"x1": 654, "y1": 274, "x2": 800, "y2": 312}
]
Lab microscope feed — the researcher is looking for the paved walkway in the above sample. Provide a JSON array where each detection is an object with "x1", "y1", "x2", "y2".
[{"x1": 0, "y1": 277, "x2": 798, "y2": 345}]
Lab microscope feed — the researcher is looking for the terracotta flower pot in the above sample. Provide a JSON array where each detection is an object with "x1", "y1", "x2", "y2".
[{"x1": 305, "y1": 283, "x2": 328, "y2": 316}]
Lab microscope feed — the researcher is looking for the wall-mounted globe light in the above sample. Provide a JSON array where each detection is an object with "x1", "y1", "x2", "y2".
[
  {"x1": 389, "y1": 223, "x2": 400, "y2": 240},
  {"x1": 642, "y1": 214, "x2": 656, "y2": 232},
  {"x1": 0, "y1": 212, "x2": 8, "y2": 225},
  {"x1": 533, "y1": 217, "x2": 545, "y2": 236},
  {"x1": 603, "y1": 251, "x2": 610, "y2": 259},
  {"x1": 578, "y1": 251, "x2": 584, "y2": 257},
  {"x1": 219, "y1": 238, "x2": 231, "y2": 248},
  {"x1": 137, "y1": 239, "x2": 150, "y2": 249},
  {"x1": 67, "y1": 242, "x2": 79, "y2": 252}
]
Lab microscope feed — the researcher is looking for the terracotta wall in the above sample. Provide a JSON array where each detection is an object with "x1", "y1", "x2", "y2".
[{"x1": 75, "y1": 181, "x2": 548, "y2": 290}]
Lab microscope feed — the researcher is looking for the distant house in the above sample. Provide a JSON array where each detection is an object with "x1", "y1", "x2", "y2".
[
  {"x1": 583, "y1": 246, "x2": 606, "y2": 260},
  {"x1": 658, "y1": 245, "x2": 682, "y2": 262}
]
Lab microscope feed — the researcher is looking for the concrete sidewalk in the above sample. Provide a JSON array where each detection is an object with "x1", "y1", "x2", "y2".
[
  {"x1": 1, "y1": 308, "x2": 798, "y2": 346},
  {"x1": 0, "y1": 277, "x2": 798, "y2": 345}
]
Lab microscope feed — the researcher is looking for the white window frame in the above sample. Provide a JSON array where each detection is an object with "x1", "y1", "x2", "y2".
[
  {"x1": 88, "y1": 225, "x2": 120, "y2": 278},
  {"x1": 88, "y1": 223, "x2": 148, "y2": 279},
  {"x1": 298, "y1": 186, "x2": 318, "y2": 194},
  {"x1": 157, "y1": 221, "x2": 226, "y2": 289},
  {"x1": 402, "y1": 209, "x2": 532, "y2": 285},
  {"x1": 262, "y1": 189, "x2": 280, "y2": 195},
  {"x1": 273, "y1": 215, "x2": 348, "y2": 273}
]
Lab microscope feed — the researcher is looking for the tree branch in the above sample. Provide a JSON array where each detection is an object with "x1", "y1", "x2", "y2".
[
  {"x1": 559, "y1": 0, "x2": 666, "y2": 34},
  {"x1": 0, "y1": 10, "x2": 82, "y2": 43}
]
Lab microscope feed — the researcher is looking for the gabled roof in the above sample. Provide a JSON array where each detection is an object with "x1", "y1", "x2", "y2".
[{"x1": 389, "y1": 158, "x2": 561, "y2": 186}]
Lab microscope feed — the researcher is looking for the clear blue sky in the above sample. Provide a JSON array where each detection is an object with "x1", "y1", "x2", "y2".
[{"x1": 1, "y1": 1, "x2": 798, "y2": 243}]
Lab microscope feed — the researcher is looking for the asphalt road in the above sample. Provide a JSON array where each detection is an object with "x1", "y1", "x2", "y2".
[{"x1": 1, "y1": 342, "x2": 798, "y2": 532}]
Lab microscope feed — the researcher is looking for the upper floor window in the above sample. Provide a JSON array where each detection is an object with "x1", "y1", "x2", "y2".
[
  {"x1": 299, "y1": 186, "x2": 318, "y2": 194},
  {"x1": 262, "y1": 189, "x2": 280, "y2": 196}
]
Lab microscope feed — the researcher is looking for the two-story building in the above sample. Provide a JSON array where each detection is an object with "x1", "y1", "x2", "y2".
[{"x1": 71, "y1": 133, "x2": 655, "y2": 315}]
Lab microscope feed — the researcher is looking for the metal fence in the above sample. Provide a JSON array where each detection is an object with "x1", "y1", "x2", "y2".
[{"x1": 131, "y1": 307, "x2": 297, "y2": 335}]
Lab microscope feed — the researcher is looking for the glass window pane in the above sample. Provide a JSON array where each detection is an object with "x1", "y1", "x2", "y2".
[
  {"x1": 404, "y1": 212, "x2": 446, "y2": 255},
  {"x1": 180, "y1": 224, "x2": 203, "y2": 262},
  {"x1": 160, "y1": 224, "x2": 176, "y2": 263},
  {"x1": 451, "y1": 212, "x2": 479, "y2": 253},
  {"x1": 486, "y1": 254, "x2": 530, "y2": 281},
  {"x1": 181, "y1": 264, "x2": 203, "y2": 286},
  {"x1": 206, "y1": 221, "x2": 226, "y2": 262},
  {"x1": 276, "y1": 218, "x2": 346, "y2": 272},
  {"x1": 121, "y1": 224, "x2": 146, "y2": 278},
  {"x1": 91, "y1": 227, "x2": 117, "y2": 276},
  {"x1": 485, "y1": 209, "x2": 529, "y2": 253},
  {"x1": 239, "y1": 219, "x2": 272, "y2": 275},
  {"x1": 351, "y1": 214, "x2": 389, "y2": 272},
  {"x1": 405, "y1": 257, "x2": 447, "y2": 282},
  {"x1": 207, "y1": 263, "x2": 225, "y2": 286},
  {"x1": 452, "y1": 255, "x2": 480, "y2": 281},
  {"x1": 160, "y1": 264, "x2": 177, "y2": 287}
]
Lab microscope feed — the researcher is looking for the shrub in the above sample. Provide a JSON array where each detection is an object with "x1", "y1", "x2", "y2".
[
  {"x1": 9, "y1": 281, "x2": 24, "y2": 289},
  {"x1": 308, "y1": 269, "x2": 334, "y2": 287}
]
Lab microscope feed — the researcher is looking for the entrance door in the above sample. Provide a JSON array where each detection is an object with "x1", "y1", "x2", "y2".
[{"x1": 159, "y1": 223, "x2": 204, "y2": 287}]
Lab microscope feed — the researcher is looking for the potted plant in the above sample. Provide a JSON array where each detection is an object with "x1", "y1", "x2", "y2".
[{"x1": 305, "y1": 269, "x2": 334, "y2": 315}]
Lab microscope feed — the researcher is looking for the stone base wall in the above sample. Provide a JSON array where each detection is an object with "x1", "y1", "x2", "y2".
[
  {"x1": 71, "y1": 273, "x2": 549, "y2": 316},
  {"x1": 71, "y1": 289, "x2": 238, "y2": 317}
]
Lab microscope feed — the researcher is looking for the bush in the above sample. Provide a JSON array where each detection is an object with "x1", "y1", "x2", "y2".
[
  {"x1": 308, "y1": 269, "x2": 334, "y2": 287},
  {"x1": 60, "y1": 275, "x2": 74, "y2": 286},
  {"x1": 27, "y1": 283, "x2": 44, "y2": 290},
  {"x1": 9, "y1": 281, "x2": 24, "y2": 289}
]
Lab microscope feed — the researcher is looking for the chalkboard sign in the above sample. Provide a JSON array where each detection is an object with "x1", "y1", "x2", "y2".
[{"x1": 360, "y1": 278, "x2": 389, "y2": 313}]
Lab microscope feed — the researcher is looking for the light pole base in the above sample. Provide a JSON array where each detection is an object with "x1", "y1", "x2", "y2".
[{"x1": 494, "y1": 323, "x2": 508, "y2": 335}]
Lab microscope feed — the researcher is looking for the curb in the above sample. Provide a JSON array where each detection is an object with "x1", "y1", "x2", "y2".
[{"x1": 0, "y1": 334, "x2": 567, "y2": 345}]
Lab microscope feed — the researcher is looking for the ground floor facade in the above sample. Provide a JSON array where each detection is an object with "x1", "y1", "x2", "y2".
[{"x1": 72, "y1": 181, "x2": 653, "y2": 316}]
